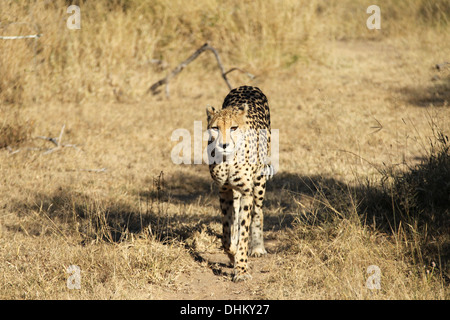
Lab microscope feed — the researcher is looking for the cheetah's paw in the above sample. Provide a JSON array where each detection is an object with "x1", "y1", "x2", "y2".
[{"x1": 249, "y1": 246, "x2": 267, "y2": 257}]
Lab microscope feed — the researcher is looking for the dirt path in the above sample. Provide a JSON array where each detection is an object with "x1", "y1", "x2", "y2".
[{"x1": 154, "y1": 238, "x2": 282, "y2": 299}]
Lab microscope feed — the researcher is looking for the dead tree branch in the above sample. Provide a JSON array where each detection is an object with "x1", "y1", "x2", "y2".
[
  {"x1": 35, "y1": 124, "x2": 79, "y2": 154},
  {"x1": 4, "y1": 125, "x2": 81, "y2": 156},
  {"x1": 147, "y1": 43, "x2": 254, "y2": 98},
  {"x1": 224, "y1": 67, "x2": 255, "y2": 80}
]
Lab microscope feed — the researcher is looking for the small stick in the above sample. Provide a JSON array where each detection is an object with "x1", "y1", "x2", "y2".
[
  {"x1": 224, "y1": 67, "x2": 255, "y2": 80},
  {"x1": 57, "y1": 124, "x2": 65, "y2": 148},
  {"x1": 35, "y1": 124, "x2": 79, "y2": 154},
  {"x1": 5, "y1": 124, "x2": 79, "y2": 155},
  {"x1": 35, "y1": 136, "x2": 59, "y2": 146},
  {"x1": 6, "y1": 146, "x2": 21, "y2": 155}
]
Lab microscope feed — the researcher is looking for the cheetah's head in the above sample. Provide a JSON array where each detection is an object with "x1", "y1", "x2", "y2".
[{"x1": 206, "y1": 104, "x2": 248, "y2": 158}]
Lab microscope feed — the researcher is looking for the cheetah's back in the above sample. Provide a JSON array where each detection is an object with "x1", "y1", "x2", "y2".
[{"x1": 222, "y1": 86, "x2": 270, "y2": 130}]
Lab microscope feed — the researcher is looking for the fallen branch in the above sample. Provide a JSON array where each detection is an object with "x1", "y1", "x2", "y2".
[
  {"x1": 147, "y1": 43, "x2": 254, "y2": 98},
  {"x1": 35, "y1": 124, "x2": 80, "y2": 154},
  {"x1": 224, "y1": 67, "x2": 255, "y2": 80},
  {"x1": 6, "y1": 146, "x2": 42, "y2": 155},
  {"x1": 5, "y1": 125, "x2": 80, "y2": 155},
  {"x1": 6, "y1": 146, "x2": 23, "y2": 155}
]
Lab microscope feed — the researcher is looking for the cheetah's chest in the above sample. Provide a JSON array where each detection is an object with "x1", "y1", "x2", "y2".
[{"x1": 209, "y1": 161, "x2": 260, "y2": 187}]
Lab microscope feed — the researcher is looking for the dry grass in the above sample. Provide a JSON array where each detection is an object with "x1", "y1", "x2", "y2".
[{"x1": 1, "y1": 0, "x2": 449, "y2": 299}]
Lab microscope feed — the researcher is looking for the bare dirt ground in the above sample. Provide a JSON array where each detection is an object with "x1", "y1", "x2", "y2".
[{"x1": 152, "y1": 239, "x2": 282, "y2": 300}]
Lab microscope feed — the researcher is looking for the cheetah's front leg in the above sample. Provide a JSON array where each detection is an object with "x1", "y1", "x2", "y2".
[
  {"x1": 232, "y1": 191, "x2": 253, "y2": 282},
  {"x1": 250, "y1": 175, "x2": 267, "y2": 257},
  {"x1": 230, "y1": 189, "x2": 241, "y2": 259},
  {"x1": 219, "y1": 186, "x2": 234, "y2": 265}
]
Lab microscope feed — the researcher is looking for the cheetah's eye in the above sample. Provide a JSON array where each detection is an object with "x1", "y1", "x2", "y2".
[
  {"x1": 211, "y1": 126, "x2": 219, "y2": 131},
  {"x1": 230, "y1": 126, "x2": 238, "y2": 131}
]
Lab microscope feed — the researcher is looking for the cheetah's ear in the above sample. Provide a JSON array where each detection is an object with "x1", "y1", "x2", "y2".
[{"x1": 206, "y1": 105, "x2": 216, "y2": 120}]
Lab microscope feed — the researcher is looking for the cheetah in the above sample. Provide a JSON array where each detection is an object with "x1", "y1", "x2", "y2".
[{"x1": 206, "y1": 85, "x2": 272, "y2": 282}]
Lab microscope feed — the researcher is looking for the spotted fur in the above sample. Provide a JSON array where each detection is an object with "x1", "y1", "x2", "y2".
[{"x1": 206, "y1": 86, "x2": 271, "y2": 282}]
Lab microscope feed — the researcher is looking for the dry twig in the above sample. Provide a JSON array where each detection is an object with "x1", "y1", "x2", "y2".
[
  {"x1": 224, "y1": 67, "x2": 255, "y2": 80},
  {"x1": 147, "y1": 43, "x2": 254, "y2": 98},
  {"x1": 35, "y1": 124, "x2": 79, "y2": 154},
  {"x1": 6, "y1": 125, "x2": 79, "y2": 155}
]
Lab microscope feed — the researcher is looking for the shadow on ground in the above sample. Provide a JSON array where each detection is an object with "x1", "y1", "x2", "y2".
[
  {"x1": 398, "y1": 75, "x2": 449, "y2": 107},
  {"x1": 10, "y1": 141, "x2": 449, "y2": 279},
  {"x1": 8, "y1": 170, "x2": 349, "y2": 244}
]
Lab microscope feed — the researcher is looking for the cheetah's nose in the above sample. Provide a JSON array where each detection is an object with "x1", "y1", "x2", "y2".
[{"x1": 219, "y1": 143, "x2": 229, "y2": 150}]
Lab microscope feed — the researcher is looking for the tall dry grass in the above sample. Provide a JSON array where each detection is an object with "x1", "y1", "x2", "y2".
[{"x1": 1, "y1": 0, "x2": 449, "y2": 107}]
